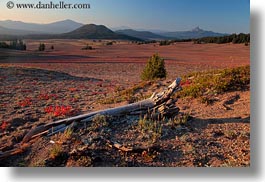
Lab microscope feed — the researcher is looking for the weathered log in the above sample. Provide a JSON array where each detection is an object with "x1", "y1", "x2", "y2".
[{"x1": 22, "y1": 78, "x2": 181, "y2": 143}]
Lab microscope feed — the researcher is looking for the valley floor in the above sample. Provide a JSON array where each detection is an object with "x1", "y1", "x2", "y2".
[
  {"x1": 0, "y1": 41, "x2": 250, "y2": 167},
  {"x1": 0, "y1": 66, "x2": 250, "y2": 167}
]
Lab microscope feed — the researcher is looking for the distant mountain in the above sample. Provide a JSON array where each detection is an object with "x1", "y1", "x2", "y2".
[
  {"x1": 111, "y1": 26, "x2": 132, "y2": 31},
  {"x1": 116, "y1": 29, "x2": 168, "y2": 40},
  {"x1": 0, "y1": 19, "x2": 83, "y2": 34},
  {"x1": 160, "y1": 27, "x2": 228, "y2": 39},
  {"x1": 136, "y1": 29, "x2": 167, "y2": 34},
  {"x1": 25, "y1": 24, "x2": 142, "y2": 41},
  {"x1": 0, "y1": 20, "x2": 228, "y2": 41},
  {"x1": 0, "y1": 26, "x2": 40, "y2": 35},
  {"x1": 61, "y1": 24, "x2": 116, "y2": 38}
]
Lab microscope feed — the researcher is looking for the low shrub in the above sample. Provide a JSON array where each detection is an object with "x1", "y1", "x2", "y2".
[
  {"x1": 141, "y1": 53, "x2": 167, "y2": 81},
  {"x1": 176, "y1": 65, "x2": 250, "y2": 99}
]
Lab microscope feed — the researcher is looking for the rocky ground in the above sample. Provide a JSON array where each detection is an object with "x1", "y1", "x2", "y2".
[{"x1": 0, "y1": 65, "x2": 250, "y2": 167}]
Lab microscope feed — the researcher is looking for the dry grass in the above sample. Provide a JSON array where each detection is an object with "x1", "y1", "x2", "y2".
[
  {"x1": 176, "y1": 65, "x2": 250, "y2": 100},
  {"x1": 49, "y1": 144, "x2": 63, "y2": 159}
]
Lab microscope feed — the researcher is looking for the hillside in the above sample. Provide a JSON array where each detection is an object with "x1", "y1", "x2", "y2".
[
  {"x1": 59, "y1": 24, "x2": 142, "y2": 40},
  {"x1": 0, "y1": 26, "x2": 41, "y2": 35},
  {"x1": 11, "y1": 24, "x2": 142, "y2": 41},
  {"x1": 160, "y1": 27, "x2": 228, "y2": 39},
  {"x1": 0, "y1": 19, "x2": 83, "y2": 34},
  {"x1": 116, "y1": 29, "x2": 168, "y2": 40}
]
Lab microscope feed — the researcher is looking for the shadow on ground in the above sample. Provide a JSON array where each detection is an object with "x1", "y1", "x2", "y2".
[{"x1": 0, "y1": 66, "x2": 102, "y2": 82}]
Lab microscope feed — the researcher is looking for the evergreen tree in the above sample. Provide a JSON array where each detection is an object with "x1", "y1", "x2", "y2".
[
  {"x1": 38, "y1": 43, "x2": 45, "y2": 51},
  {"x1": 141, "y1": 54, "x2": 167, "y2": 81}
]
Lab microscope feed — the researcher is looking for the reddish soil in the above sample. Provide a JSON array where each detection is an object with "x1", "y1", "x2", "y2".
[
  {"x1": 0, "y1": 41, "x2": 249, "y2": 82},
  {"x1": 0, "y1": 40, "x2": 250, "y2": 167}
]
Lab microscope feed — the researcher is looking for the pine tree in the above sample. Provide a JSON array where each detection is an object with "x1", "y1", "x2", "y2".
[{"x1": 141, "y1": 53, "x2": 167, "y2": 81}]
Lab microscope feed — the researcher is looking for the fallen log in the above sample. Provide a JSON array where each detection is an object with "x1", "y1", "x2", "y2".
[
  {"x1": 0, "y1": 78, "x2": 182, "y2": 160},
  {"x1": 22, "y1": 78, "x2": 181, "y2": 143}
]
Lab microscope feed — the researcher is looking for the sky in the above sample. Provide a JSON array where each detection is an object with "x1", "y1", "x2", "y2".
[{"x1": 0, "y1": 0, "x2": 250, "y2": 33}]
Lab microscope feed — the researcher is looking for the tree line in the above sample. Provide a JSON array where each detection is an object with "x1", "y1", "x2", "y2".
[
  {"x1": 133, "y1": 33, "x2": 250, "y2": 46},
  {"x1": 0, "y1": 40, "x2": 27, "y2": 50},
  {"x1": 193, "y1": 33, "x2": 250, "y2": 45}
]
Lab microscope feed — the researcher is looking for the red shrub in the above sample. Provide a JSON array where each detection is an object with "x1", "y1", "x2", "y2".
[
  {"x1": 38, "y1": 93, "x2": 58, "y2": 100},
  {"x1": 181, "y1": 80, "x2": 192, "y2": 87},
  {"x1": 68, "y1": 88, "x2": 78, "y2": 92},
  {"x1": 44, "y1": 106, "x2": 54, "y2": 113},
  {"x1": 39, "y1": 94, "x2": 50, "y2": 100},
  {"x1": 18, "y1": 97, "x2": 32, "y2": 107},
  {"x1": 0, "y1": 121, "x2": 9, "y2": 130},
  {"x1": 44, "y1": 105, "x2": 73, "y2": 117}
]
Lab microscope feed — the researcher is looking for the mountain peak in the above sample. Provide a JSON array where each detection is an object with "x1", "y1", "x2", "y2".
[
  {"x1": 192, "y1": 26, "x2": 203, "y2": 32},
  {"x1": 0, "y1": 19, "x2": 84, "y2": 34},
  {"x1": 76, "y1": 24, "x2": 111, "y2": 31},
  {"x1": 58, "y1": 19, "x2": 80, "y2": 24},
  {"x1": 61, "y1": 24, "x2": 141, "y2": 41},
  {"x1": 64, "y1": 19, "x2": 75, "y2": 22}
]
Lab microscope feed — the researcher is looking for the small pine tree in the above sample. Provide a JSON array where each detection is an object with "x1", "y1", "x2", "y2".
[
  {"x1": 141, "y1": 53, "x2": 167, "y2": 81},
  {"x1": 51, "y1": 45, "x2": 54, "y2": 50},
  {"x1": 38, "y1": 43, "x2": 45, "y2": 51}
]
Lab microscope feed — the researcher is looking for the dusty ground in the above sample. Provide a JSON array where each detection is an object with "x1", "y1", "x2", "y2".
[
  {"x1": 0, "y1": 40, "x2": 249, "y2": 82},
  {"x1": 0, "y1": 40, "x2": 250, "y2": 167}
]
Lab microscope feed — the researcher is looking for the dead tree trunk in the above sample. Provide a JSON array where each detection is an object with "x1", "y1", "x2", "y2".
[{"x1": 22, "y1": 78, "x2": 181, "y2": 143}]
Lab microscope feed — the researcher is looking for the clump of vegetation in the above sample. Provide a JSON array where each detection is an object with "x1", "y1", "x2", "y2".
[
  {"x1": 51, "y1": 127, "x2": 74, "y2": 145},
  {"x1": 62, "y1": 128, "x2": 73, "y2": 140},
  {"x1": 138, "y1": 114, "x2": 163, "y2": 143},
  {"x1": 0, "y1": 40, "x2": 26, "y2": 50},
  {"x1": 176, "y1": 65, "x2": 250, "y2": 99},
  {"x1": 137, "y1": 40, "x2": 157, "y2": 45},
  {"x1": 0, "y1": 42, "x2": 9, "y2": 48},
  {"x1": 141, "y1": 53, "x2": 167, "y2": 81},
  {"x1": 99, "y1": 81, "x2": 152, "y2": 104},
  {"x1": 159, "y1": 39, "x2": 191, "y2": 46},
  {"x1": 81, "y1": 44, "x2": 93, "y2": 50},
  {"x1": 224, "y1": 130, "x2": 238, "y2": 140},
  {"x1": 49, "y1": 144, "x2": 63, "y2": 159},
  {"x1": 106, "y1": 41, "x2": 113, "y2": 46},
  {"x1": 159, "y1": 40, "x2": 172, "y2": 46},
  {"x1": 170, "y1": 113, "x2": 190, "y2": 126},
  {"x1": 90, "y1": 115, "x2": 109, "y2": 131},
  {"x1": 76, "y1": 156, "x2": 92, "y2": 166},
  {"x1": 200, "y1": 96, "x2": 216, "y2": 105},
  {"x1": 193, "y1": 33, "x2": 250, "y2": 44},
  {"x1": 38, "y1": 43, "x2": 45, "y2": 51},
  {"x1": 51, "y1": 45, "x2": 54, "y2": 50}
]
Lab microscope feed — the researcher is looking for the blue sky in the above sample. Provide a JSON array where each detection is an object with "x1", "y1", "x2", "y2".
[{"x1": 0, "y1": 0, "x2": 250, "y2": 33}]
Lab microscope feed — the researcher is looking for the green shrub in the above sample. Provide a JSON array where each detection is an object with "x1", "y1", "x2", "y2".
[
  {"x1": 176, "y1": 65, "x2": 250, "y2": 99},
  {"x1": 38, "y1": 43, "x2": 45, "y2": 51},
  {"x1": 90, "y1": 115, "x2": 109, "y2": 131},
  {"x1": 106, "y1": 41, "x2": 113, "y2": 46},
  {"x1": 81, "y1": 44, "x2": 93, "y2": 50},
  {"x1": 141, "y1": 54, "x2": 167, "y2": 81},
  {"x1": 138, "y1": 115, "x2": 163, "y2": 143},
  {"x1": 159, "y1": 40, "x2": 171, "y2": 46},
  {"x1": 49, "y1": 144, "x2": 62, "y2": 159}
]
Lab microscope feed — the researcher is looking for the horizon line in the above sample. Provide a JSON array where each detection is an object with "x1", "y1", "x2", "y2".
[{"x1": 0, "y1": 18, "x2": 249, "y2": 34}]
